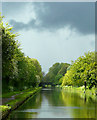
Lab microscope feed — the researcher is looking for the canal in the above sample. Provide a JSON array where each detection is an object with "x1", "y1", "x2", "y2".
[{"x1": 7, "y1": 88, "x2": 97, "y2": 119}]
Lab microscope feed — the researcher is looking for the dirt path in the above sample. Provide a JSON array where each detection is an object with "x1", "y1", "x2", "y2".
[{"x1": 2, "y1": 92, "x2": 23, "y2": 105}]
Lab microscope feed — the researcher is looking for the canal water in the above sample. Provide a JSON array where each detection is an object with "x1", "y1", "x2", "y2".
[{"x1": 7, "y1": 88, "x2": 97, "y2": 119}]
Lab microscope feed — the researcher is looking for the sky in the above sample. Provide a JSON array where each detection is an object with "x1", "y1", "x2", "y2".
[{"x1": 2, "y1": 2, "x2": 95, "y2": 73}]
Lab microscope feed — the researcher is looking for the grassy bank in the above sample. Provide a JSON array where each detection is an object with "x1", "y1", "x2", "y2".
[
  {"x1": 0, "y1": 87, "x2": 42, "y2": 120},
  {"x1": 62, "y1": 86, "x2": 97, "y2": 101}
]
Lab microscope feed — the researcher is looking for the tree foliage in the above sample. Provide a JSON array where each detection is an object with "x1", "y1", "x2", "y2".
[
  {"x1": 1, "y1": 18, "x2": 42, "y2": 92},
  {"x1": 44, "y1": 63, "x2": 70, "y2": 85},
  {"x1": 62, "y1": 52, "x2": 97, "y2": 89}
]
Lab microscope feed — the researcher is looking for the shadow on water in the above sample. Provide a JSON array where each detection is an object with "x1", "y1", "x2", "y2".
[{"x1": 7, "y1": 88, "x2": 97, "y2": 119}]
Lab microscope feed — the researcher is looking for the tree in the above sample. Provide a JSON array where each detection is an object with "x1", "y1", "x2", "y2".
[
  {"x1": 62, "y1": 52, "x2": 97, "y2": 89},
  {"x1": 1, "y1": 17, "x2": 43, "y2": 92},
  {"x1": 1, "y1": 21, "x2": 19, "y2": 92}
]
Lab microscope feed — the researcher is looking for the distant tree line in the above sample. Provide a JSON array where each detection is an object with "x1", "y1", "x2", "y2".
[
  {"x1": 1, "y1": 17, "x2": 43, "y2": 93},
  {"x1": 43, "y1": 63, "x2": 70, "y2": 86}
]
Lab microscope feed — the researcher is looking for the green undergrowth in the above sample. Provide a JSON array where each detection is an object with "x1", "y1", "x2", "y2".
[
  {"x1": 0, "y1": 105, "x2": 11, "y2": 112},
  {"x1": 0, "y1": 105, "x2": 11, "y2": 119}
]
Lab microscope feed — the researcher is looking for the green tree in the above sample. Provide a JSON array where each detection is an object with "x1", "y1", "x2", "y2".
[
  {"x1": 44, "y1": 62, "x2": 70, "y2": 85},
  {"x1": 1, "y1": 21, "x2": 19, "y2": 92},
  {"x1": 1, "y1": 18, "x2": 43, "y2": 92},
  {"x1": 62, "y1": 52, "x2": 97, "y2": 89}
]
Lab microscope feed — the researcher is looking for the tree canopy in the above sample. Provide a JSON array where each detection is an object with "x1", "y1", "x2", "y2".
[
  {"x1": 62, "y1": 52, "x2": 97, "y2": 89},
  {"x1": 1, "y1": 17, "x2": 43, "y2": 93},
  {"x1": 43, "y1": 63, "x2": 70, "y2": 85}
]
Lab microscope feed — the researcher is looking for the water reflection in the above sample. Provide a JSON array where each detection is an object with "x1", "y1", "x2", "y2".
[{"x1": 8, "y1": 88, "x2": 97, "y2": 119}]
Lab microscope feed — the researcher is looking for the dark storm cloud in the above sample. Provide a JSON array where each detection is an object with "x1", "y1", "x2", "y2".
[
  {"x1": 33, "y1": 2, "x2": 95, "y2": 34},
  {"x1": 6, "y1": 2, "x2": 95, "y2": 34}
]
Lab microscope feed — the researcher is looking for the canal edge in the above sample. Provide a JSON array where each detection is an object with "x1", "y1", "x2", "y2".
[{"x1": 1, "y1": 87, "x2": 42, "y2": 120}]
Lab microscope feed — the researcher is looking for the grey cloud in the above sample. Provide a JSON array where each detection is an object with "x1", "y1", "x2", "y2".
[
  {"x1": 33, "y1": 2, "x2": 95, "y2": 34},
  {"x1": 9, "y1": 2, "x2": 95, "y2": 34},
  {"x1": 10, "y1": 19, "x2": 36, "y2": 31},
  {"x1": 2, "y1": 2, "x2": 27, "y2": 15}
]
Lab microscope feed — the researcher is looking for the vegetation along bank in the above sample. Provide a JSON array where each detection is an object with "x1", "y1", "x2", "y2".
[{"x1": 0, "y1": 16, "x2": 43, "y2": 119}]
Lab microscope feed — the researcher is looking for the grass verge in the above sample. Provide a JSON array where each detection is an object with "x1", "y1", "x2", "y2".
[{"x1": 0, "y1": 87, "x2": 42, "y2": 120}]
